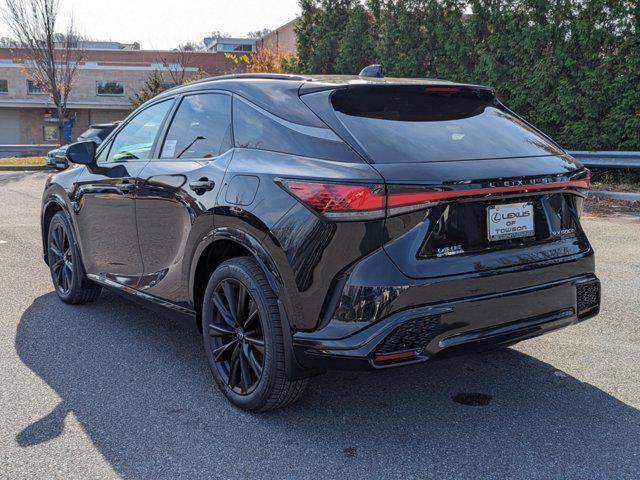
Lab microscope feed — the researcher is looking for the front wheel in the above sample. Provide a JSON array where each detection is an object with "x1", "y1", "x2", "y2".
[
  {"x1": 202, "y1": 257, "x2": 307, "y2": 412},
  {"x1": 47, "y1": 211, "x2": 102, "y2": 304}
]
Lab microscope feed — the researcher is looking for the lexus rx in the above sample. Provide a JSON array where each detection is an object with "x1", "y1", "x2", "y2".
[{"x1": 41, "y1": 72, "x2": 600, "y2": 411}]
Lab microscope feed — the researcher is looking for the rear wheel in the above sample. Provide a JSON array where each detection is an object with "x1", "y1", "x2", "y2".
[
  {"x1": 202, "y1": 257, "x2": 307, "y2": 412},
  {"x1": 47, "y1": 211, "x2": 102, "y2": 304}
]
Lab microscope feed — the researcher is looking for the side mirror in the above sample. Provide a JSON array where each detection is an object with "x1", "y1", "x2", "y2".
[{"x1": 65, "y1": 141, "x2": 96, "y2": 165}]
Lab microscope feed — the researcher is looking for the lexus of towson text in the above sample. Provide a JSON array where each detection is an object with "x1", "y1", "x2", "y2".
[{"x1": 41, "y1": 70, "x2": 600, "y2": 411}]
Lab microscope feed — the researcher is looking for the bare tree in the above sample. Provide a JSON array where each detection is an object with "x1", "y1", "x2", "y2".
[
  {"x1": 157, "y1": 42, "x2": 202, "y2": 86},
  {"x1": 3, "y1": 0, "x2": 83, "y2": 145},
  {"x1": 208, "y1": 30, "x2": 230, "y2": 39},
  {"x1": 247, "y1": 28, "x2": 272, "y2": 39},
  {"x1": 0, "y1": 36, "x2": 18, "y2": 47}
]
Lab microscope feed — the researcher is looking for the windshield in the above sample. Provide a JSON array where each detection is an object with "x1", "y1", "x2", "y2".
[
  {"x1": 331, "y1": 87, "x2": 563, "y2": 163},
  {"x1": 79, "y1": 128, "x2": 105, "y2": 140}
]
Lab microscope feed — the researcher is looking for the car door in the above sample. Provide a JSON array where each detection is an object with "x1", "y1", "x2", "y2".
[
  {"x1": 135, "y1": 92, "x2": 234, "y2": 307},
  {"x1": 73, "y1": 98, "x2": 174, "y2": 287}
]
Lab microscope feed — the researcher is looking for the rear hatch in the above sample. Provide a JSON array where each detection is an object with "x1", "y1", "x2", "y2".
[{"x1": 302, "y1": 84, "x2": 590, "y2": 279}]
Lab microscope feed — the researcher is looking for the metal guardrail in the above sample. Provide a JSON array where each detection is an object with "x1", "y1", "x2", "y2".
[
  {"x1": 1, "y1": 144, "x2": 638, "y2": 168},
  {"x1": 0, "y1": 144, "x2": 57, "y2": 158},
  {"x1": 567, "y1": 151, "x2": 640, "y2": 169}
]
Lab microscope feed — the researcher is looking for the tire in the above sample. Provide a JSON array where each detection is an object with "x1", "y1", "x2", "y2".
[
  {"x1": 202, "y1": 257, "x2": 308, "y2": 412},
  {"x1": 47, "y1": 211, "x2": 102, "y2": 304}
]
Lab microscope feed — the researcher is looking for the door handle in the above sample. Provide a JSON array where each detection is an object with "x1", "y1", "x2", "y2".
[
  {"x1": 116, "y1": 181, "x2": 136, "y2": 193},
  {"x1": 189, "y1": 179, "x2": 215, "y2": 193}
]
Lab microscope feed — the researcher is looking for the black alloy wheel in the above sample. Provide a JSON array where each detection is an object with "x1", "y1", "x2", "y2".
[
  {"x1": 47, "y1": 211, "x2": 102, "y2": 304},
  {"x1": 202, "y1": 257, "x2": 308, "y2": 411},
  {"x1": 49, "y1": 222, "x2": 73, "y2": 295},
  {"x1": 208, "y1": 278, "x2": 265, "y2": 395}
]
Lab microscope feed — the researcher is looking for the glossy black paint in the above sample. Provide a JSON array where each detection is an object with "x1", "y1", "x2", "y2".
[
  {"x1": 41, "y1": 74, "x2": 599, "y2": 377},
  {"x1": 65, "y1": 140, "x2": 96, "y2": 165}
]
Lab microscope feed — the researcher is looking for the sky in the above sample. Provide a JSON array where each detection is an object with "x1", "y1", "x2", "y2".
[{"x1": 0, "y1": 0, "x2": 301, "y2": 50}]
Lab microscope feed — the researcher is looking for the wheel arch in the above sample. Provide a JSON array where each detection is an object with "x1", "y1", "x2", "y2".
[
  {"x1": 41, "y1": 195, "x2": 72, "y2": 265},
  {"x1": 190, "y1": 228, "x2": 284, "y2": 325},
  {"x1": 190, "y1": 228, "x2": 316, "y2": 380}
]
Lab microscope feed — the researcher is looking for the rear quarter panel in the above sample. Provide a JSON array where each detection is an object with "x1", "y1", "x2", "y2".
[{"x1": 216, "y1": 148, "x2": 385, "y2": 331}]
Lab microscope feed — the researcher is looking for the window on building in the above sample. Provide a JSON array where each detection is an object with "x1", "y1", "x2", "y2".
[
  {"x1": 26, "y1": 80, "x2": 45, "y2": 94},
  {"x1": 217, "y1": 43, "x2": 253, "y2": 52},
  {"x1": 96, "y1": 81, "x2": 125, "y2": 96},
  {"x1": 106, "y1": 99, "x2": 173, "y2": 163},
  {"x1": 0, "y1": 80, "x2": 7, "y2": 93},
  {"x1": 160, "y1": 93, "x2": 232, "y2": 159}
]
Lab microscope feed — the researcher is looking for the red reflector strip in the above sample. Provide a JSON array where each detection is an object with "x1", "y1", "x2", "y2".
[
  {"x1": 425, "y1": 86, "x2": 461, "y2": 93},
  {"x1": 374, "y1": 350, "x2": 418, "y2": 363},
  {"x1": 387, "y1": 178, "x2": 589, "y2": 208}
]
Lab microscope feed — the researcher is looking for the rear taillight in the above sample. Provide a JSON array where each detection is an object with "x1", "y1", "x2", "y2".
[
  {"x1": 279, "y1": 180, "x2": 386, "y2": 220},
  {"x1": 280, "y1": 171, "x2": 589, "y2": 221}
]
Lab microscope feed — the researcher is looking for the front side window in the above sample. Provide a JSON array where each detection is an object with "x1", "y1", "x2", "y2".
[
  {"x1": 27, "y1": 80, "x2": 45, "y2": 94},
  {"x1": 105, "y1": 100, "x2": 172, "y2": 163},
  {"x1": 95, "y1": 139, "x2": 111, "y2": 163},
  {"x1": 97, "y1": 81, "x2": 124, "y2": 96},
  {"x1": 0, "y1": 79, "x2": 7, "y2": 93},
  {"x1": 160, "y1": 93, "x2": 232, "y2": 159}
]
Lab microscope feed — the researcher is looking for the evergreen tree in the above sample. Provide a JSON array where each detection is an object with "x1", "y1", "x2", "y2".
[
  {"x1": 294, "y1": 0, "x2": 638, "y2": 149},
  {"x1": 130, "y1": 70, "x2": 167, "y2": 109},
  {"x1": 296, "y1": 0, "x2": 320, "y2": 73},
  {"x1": 335, "y1": 3, "x2": 375, "y2": 73}
]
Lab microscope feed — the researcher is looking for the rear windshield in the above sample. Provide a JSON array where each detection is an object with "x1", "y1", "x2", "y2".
[
  {"x1": 80, "y1": 127, "x2": 111, "y2": 140},
  {"x1": 331, "y1": 87, "x2": 563, "y2": 163}
]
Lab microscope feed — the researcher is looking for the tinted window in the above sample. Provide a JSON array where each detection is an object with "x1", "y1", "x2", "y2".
[
  {"x1": 160, "y1": 94, "x2": 232, "y2": 159},
  {"x1": 96, "y1": 126, "x2": 116, "y2": 140},
  {"x1": 106, "y1": 100, "x2": 172, "y2": 163},
  {"x1": 0, "y1": 79, "x2": 7, "y2": 93},
  {"x1": 233, "y1": 97, "x2": 361, "y2": 163},
  {"x1": 332, "y1": 87, "x2": 563, "y2": 163},
  {"x1": 95, "y1": 140, "x2": 111, "y2": 163},
  {"x1": 79, "y1": 127, "x2": 105, "y2": 140}
]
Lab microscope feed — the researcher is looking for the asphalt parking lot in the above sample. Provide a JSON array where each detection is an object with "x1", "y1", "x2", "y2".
[{"x1": 1, "y1": 171, "x2": 639, "y2": 480}]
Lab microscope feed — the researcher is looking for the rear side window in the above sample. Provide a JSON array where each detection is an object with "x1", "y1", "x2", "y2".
[
  {"x1": 160, "y1": 93, "x2": 232, "y2": 159},
  {"x1": 331, "y1": 87, "x2": 563, "y2": 163},
  {"x1": 233, "y1": 97, "x2": 362, "y2": 163}
]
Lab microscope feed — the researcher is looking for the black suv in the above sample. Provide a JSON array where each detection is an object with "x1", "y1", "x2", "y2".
[{"x1": 41, "y1": 73, "x2": 600, "y2": 411}]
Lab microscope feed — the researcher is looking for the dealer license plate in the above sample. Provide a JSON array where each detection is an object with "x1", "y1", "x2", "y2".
[{"x1": 487, "y1": 202, "x2": 535, "y2": 241}]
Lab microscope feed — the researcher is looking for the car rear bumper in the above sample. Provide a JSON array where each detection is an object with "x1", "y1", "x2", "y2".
[{"x1": 292, "y1": 255, "x2": 600, "y2": 371}]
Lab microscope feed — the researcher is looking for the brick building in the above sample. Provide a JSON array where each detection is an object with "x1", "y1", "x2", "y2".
[
  {"x1": 0, "y1": 45, "x2": 233, "y2": 145},
  {"x1": 258, "y1": 18, "x2": 298, "y2": 56}
]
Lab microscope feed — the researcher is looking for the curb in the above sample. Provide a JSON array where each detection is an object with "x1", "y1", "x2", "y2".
[
  {"x1": 0, "y1": 165, "x2": 53, "y2": 172},
  {"x1": 590, "y1": 190, "x2": 640, "y2": 203}
]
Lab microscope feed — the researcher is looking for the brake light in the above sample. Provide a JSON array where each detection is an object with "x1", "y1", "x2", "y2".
[
  {"x1": 386, "y1": 174, "x2": 590, "y2": 215},
  {"x1": 280, "y1": 180, "x2": 386, "y2": 220},
  {"x1": 280, "y1": 173, "x2": 589, "y2": 221},
  {"x1": 425, "y1": 86, "x2": 461, "y2": 93}
]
